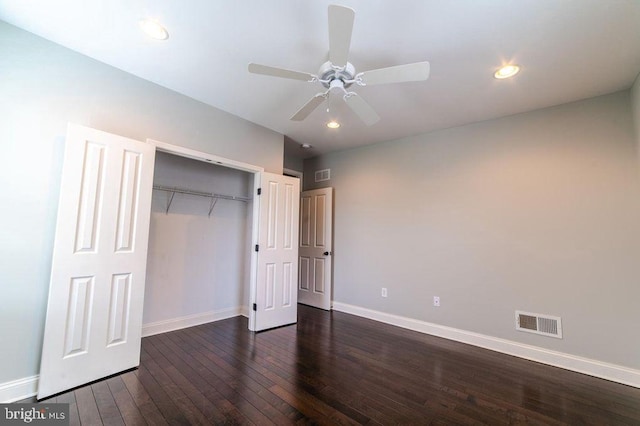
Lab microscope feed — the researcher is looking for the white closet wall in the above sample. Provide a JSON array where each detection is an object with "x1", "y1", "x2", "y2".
[{"x1": 143, "y1": 152, "x2": 253, "y2": 329}]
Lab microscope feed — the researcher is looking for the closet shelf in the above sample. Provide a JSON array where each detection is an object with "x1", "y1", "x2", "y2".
[{"x1": 153, "y1": 185, "x2": 252, "y2": 217}]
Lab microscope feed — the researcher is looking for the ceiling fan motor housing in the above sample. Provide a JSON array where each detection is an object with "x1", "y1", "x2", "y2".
[{"x1": 319, "y1": 61, "x2": 356, "y2": 89}]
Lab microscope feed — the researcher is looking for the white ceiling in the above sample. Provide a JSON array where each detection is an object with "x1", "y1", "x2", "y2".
[{"x1": 2, "y1": 1, "x2": 640, "y2": 159}]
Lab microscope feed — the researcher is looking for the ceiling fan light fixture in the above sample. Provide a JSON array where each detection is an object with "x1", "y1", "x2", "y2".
[
  {"x1": 248, "y1": 5, "x2": 427, "y2": 126},
  {"x1": 494, "y1": 64, "x2": 520, "y2": 79},
  {"x1": 139, "y1": 19, "x2": 169, "y2": 40},
  {"x1": 326, "y1": 121, "x2": 341, "y2": 129},
  {"x1": 301, "y1": 143, "x2": 312, "y2": 149}
]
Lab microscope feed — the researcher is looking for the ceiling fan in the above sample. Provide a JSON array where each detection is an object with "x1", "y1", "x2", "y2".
[{"x1": 248, "y1": 4, "x2": 430, "y2": 126}]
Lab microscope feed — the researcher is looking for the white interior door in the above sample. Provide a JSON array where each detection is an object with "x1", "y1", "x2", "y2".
[
  {"x1": 250, "y1": 172, "x2": 300, "y2": 331},
  {"x1": 298, "y1": 188, "x2": 333, "y2": 310},
  {"x1": 38, "y1": 124, "x2": 155, "y2": 399}
]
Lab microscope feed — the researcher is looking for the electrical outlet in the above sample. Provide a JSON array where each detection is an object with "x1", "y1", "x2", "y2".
[
  {"x1": 381, "y1": 288, "x2": 388, "y2": 298},
  {"x1": 433, "y1": 296, "x2": 440, "y2": 307}
]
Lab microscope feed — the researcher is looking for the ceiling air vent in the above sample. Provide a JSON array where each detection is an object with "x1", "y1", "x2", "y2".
[
  {"x1": 515, "y1": 311, "x2": 562, "y2": 339},
  {"x1": 315, "y1": 169, "x2": 330, "y2": 182}
]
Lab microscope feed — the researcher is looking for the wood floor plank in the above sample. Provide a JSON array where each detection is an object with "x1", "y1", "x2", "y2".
[
  {"x1": 106, "y1": 376, "x2": 147, "y2": 426},
  {"x1": 185, "y1": 321, "x2": 363, "y2": 425},
  {"x1": 143, "y1": 336, "x2": 248, "y2": 425},
  {"x1": 151, "y1": 332, "x2": 280, "y2": 425},
  {"x1": 181, "y1": 327, "x2": 309, "y2": 423},
  {"x1": 57, "y1": 391, "x2": 81, "y2": 426},
  {"x1": 91, "y1": 381, "x2": 125, "y2": 426},
  {"x1": 74, "y1": 386, "x2": 102, "y2": 426},
  {"x1": 21, "y1": 305, "x2": 640, "y2": 425},
  {"x1": 224, "y1": 320, "x2": 440, "y2": 421},
  {"x1": 137, "y1": 355, "x2": 210, "y2": 426},
  {"x1": 119, "y1": 371, "x2": 169, "y2": 426},
  {"x1": 133, "y1": 365, "x2": 192, "y2": 425},
  {"x1": 194, "y1": 331, "x2": 372, "y2": 425}
]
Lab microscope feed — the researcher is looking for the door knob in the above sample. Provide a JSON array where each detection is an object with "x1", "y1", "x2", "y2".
[{"x1": 323, "y1": 251, "x2": 331, "y2": 256}]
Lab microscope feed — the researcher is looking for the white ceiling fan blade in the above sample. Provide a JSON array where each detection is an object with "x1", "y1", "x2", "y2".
[
  {"x1": 291, "y1": 94, "x2": 326, "y2": 121},
  {"x1": 360, "y1": 61, "x2": 430, "y2": 86},
  {"x1": 328, "y1": 5, "x2": 355, "y2": 68},
  {"x1": 344, "y1": 93, "x2": 380, "y2": 126},
  {"x1": 248, "y1": 63, "x2": 314, "y2": 82}
]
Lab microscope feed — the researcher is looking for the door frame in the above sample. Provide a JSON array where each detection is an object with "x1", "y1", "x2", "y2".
[
  {"x1": 147, "y1": 139, "x2": 264, "y2": 326},
  {"x1": 283, "y1": 168, "x2": 303, "y2": 179}
]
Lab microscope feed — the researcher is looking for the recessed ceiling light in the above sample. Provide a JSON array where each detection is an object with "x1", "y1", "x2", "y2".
[
  {"x1": 494, "y1": 64, "x2": 520, "y2": 79},
  {"x1": 139, "y1": 19, "x2": 169, "y2": 40},
  {"x1": 326, "y1": 121, "x2": 340, "y2": 129},
  {"x1": 301, "y1": 143, "x2": 312, "y2": 149}
]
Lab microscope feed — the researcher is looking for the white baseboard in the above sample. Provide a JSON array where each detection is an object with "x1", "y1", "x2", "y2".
[
  {"x1": 332, "y1": 302, "x2": 640, "y2": 388},
  {"x1": 0, "y1": 375, "x2": 39, "y2": 403},
  {"x1": 142, "y1": 307, "x2": 244, "y2": 337}
]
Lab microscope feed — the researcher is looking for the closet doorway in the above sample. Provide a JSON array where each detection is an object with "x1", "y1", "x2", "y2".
[
  {"x1": 142, "y1": 151, "x2": 254, "y2": 337},
  {"x1": 144, "y1": 139, "x2": 301, "y2": 333},
  {"x1": 38, "y1": 125, "x2": 299, "y2": 399}
]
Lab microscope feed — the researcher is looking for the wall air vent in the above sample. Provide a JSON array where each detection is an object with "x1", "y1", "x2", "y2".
[
  {"x1": 515, "y1": 311, "x2": 562, "y2": 339},
  {"x1": 315, "y1": 169, "x2": 330, "y2": 182}
]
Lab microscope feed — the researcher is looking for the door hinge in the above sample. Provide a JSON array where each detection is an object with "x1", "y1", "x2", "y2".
[
  {"x1": 253, "y1": 303, "x2": 257, "y2": 311},
  {"x1": 255, "y1": 244, "x2": 259, "y2": 252},
  {"x1": 257, "y1": 188, "x2": 262, "y2": 195}
]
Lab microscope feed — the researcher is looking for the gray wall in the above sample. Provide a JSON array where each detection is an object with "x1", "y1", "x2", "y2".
[
  {"x1": 0, "y1": 21, "x2": 283, "y2": 385},
  {"x1": 284, "y1": 154, "x2": 304, "y2": 173},
  {"x1": 283, "y1": 136, "x2": 305, "y2": 173},
  {"x1": 304, "y1": 91, "x2": 640, "y2": 369}
]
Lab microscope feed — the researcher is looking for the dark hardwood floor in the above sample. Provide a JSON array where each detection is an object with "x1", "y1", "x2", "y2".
[{"x1": 23, "y1": 305, "x2": 640, "y2": 424}]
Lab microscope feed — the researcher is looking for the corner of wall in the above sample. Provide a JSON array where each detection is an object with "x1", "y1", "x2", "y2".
[
  {"x1": 283, "y1": 153, "x2": 304, "y2": 174},
  {"x1": 631, "y1": 73, "x2": 640, "y2": 163},
  {"x1": 302, "y1": 155, "x2": 328, "y2": 191}
]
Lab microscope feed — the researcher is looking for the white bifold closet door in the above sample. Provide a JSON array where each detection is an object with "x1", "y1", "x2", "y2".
[
  {"x1": 251, "y1": 173, "x2": 300, "y2": 331},
  {"x1": 38, "y1": 124, "x2": 155, "y2": 399}
]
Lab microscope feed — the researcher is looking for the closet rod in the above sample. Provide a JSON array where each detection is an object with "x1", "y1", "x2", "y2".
[
  {"x1": 153, "y1": 185, "x2": 252, "y2": 202},
  {"x1": 153, "y1": 185, "x2": 252, "y2": 215},
  {"x1": 155, "y1": 185, "x2": 210, "y2": 198}
]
